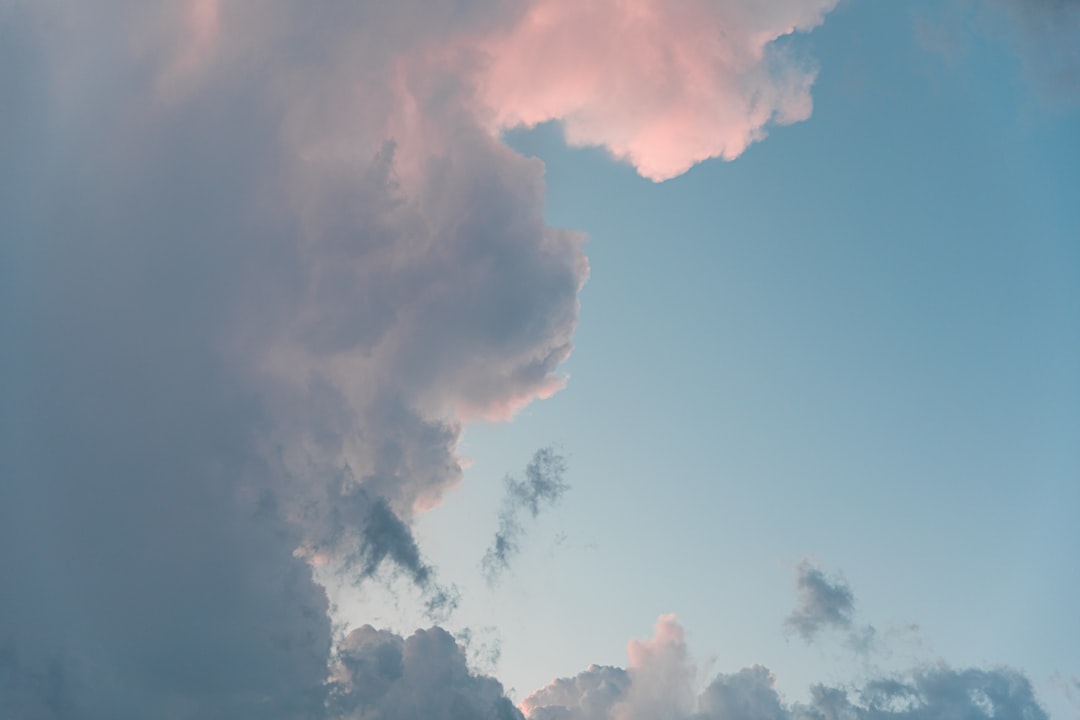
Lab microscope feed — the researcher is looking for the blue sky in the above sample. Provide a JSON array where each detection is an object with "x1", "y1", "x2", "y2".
[{"x1": 2, "y1": 1, "x2": 1077, "y2": 719}]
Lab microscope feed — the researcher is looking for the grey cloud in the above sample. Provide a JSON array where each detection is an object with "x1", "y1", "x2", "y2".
[
  {"x1": 0, "y1": 2, "x2": 1055, "y2": 719},
  {"x1": 482, "y1": 447, "x2": 569, "y2": 584},
  {"x1": 807, "y1": 665, "x2": 1049, "y2": 720},
  {"x1": 328, "y1": 625, "x2": 523, "y2": 720},
  {"x1": 523, "y1": 666, "x2": 631, "y2": 720},
  {"x1": 1, "y1": 16, "x2": 334, "y2": 713},
  {"x1": 1, "y1": 0, "x2": 585, "y2": 717},
  {"x1": 355, "y1": 496, "x2": 460, "y2": 620},
  {"x1": 522, "y1": 617, "x2": 1048, "y2": 720},
  {"x1": 784, "y1": 561, "x2": 857, "y2": 643},
  {"x1": 697, "y1": 666, "x2": 789, "y2": 720}
]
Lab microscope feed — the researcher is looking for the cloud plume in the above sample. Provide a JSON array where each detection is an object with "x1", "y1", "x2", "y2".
[{"x1": 482, "y1": 447, "x2": 570, "y2": 584}]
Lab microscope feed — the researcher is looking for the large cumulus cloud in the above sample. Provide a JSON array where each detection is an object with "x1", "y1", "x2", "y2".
[
  {"x1": 327, "y1": 625, "x2": 523, "y2": 720},
  {"x1": 1, "y1": 0, "x2": 584, "y2": 716}
]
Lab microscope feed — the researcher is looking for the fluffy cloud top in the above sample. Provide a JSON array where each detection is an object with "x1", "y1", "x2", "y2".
[
  {"x1": 478, "y1": 0, "x2": 839, "y2": 180},
  {"x1": 328, "y1": 625, "x2": 522, "y2": 720}
]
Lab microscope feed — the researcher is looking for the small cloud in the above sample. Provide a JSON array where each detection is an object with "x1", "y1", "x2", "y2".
[
  {"x1": 784, "y1": 559, "x2": 857, "y2": 642},
  {"x1": 482, "y1": 447, "x2": 569, "y2": 584},
  {"x1": 355, "y1": 496, "x2": 459, "y2": 620},
  {"x1": 784, "y1": 559, "x2": 877, "y2": 654}
]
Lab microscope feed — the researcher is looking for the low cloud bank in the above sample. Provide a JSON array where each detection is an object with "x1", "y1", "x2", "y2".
[
  {"x1": 483, "y1": 447, "x2": 570, "y2": 584},
  {"x1": 523, "y1": 616, "x2": 1048, "y2": 720}
]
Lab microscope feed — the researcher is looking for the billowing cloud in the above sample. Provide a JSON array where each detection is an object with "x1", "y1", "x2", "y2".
[
  {"x1": 1, "y1": 0, "x2": 585, "y2": 715},
  {"x1": 327, "y1": 625, "x2": 522, "y2": 720},
  {"x1": 522, "y1": 666, "x2": 631, "y2": 720},
  {"x1": 477, "y1": 0, "x2": 839, "y2": 180},
  {"x1": 522, "y1": 616, "x2": 1049, "y2": 720},
  {"x1": 521, "y1": 616, "x2": 693, "y2": 720},
  {"x1": 482, "y1": 447, "x2": 570, "y2": 584}
]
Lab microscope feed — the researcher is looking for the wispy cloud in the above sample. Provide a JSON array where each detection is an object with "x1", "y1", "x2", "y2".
[
  {"x1": 915, "y1": 0, "x2": 1080, "y2": 106},
  {"x1": 784, "y1": 559, "x2": 877, "y2": 653},
  {"x1": 482, "y1": 447, "x2": 570, "y2": 584}
]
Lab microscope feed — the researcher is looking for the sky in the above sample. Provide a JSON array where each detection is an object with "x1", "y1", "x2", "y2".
[{"x1": 1, "y1": 1, "x2": 1078, "y2": 720}]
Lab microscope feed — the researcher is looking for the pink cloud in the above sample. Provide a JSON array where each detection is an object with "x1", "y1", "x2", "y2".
[
  {"x1": 478, "y1": 0, "x2": 838, "y2": 180},
  {"x1": 521, "y1": 614, "x2": 697, "y2": 720},
  {"x1": 615, "y1": 615, "x2": 696, "y2": 720}
]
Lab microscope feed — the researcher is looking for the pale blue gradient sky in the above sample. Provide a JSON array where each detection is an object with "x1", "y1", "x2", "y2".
[{"x1": 405, "y1": 1, "x2": 1079, "y2": 715}]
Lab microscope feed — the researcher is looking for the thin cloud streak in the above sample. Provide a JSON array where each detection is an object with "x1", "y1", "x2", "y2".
[{"x1": 482, "y1": 447, "x2": 570, "y2": 585}]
